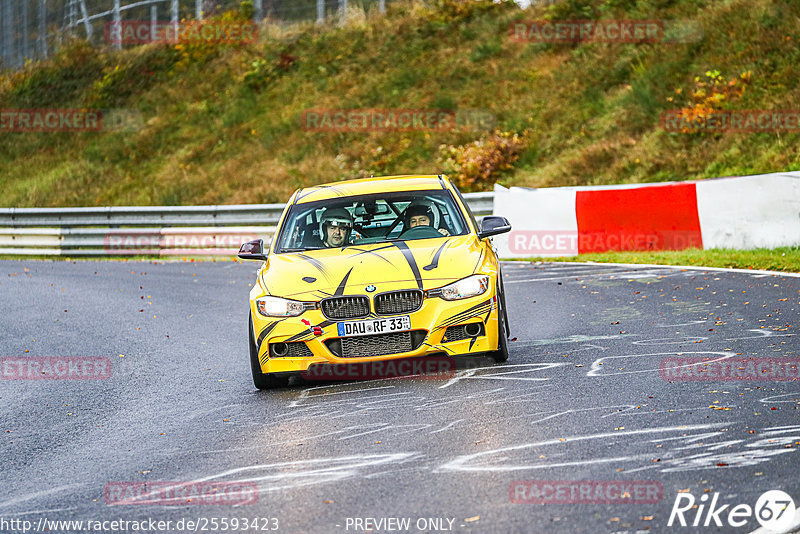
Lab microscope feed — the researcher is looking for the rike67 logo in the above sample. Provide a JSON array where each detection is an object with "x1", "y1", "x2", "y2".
[{"x1": 668, "y1": 489, "x2": 796, "y2": 531}]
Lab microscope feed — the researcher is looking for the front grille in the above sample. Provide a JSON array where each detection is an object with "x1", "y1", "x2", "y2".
[
  {"x1": 375, "y1": 290, "x2": 423, "y2": 315},
  {"x1": 321, "y1": 296, "x2": 369, "y2": 320},
  {"x1": 326, "y1": 330, "x2": 427, "y2": 358}
]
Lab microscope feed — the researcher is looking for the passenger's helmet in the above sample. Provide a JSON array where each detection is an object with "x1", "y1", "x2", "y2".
[
  {"x1": 319, "y1": 207, "x2": 354, "y2": 242},
  {"x1": 404, "y1": 200, "x2": 440, "y2": 229}
]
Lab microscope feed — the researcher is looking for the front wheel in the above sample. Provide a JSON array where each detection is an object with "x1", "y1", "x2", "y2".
[
  {"x1": 490, "y1": 283, "x2": 510, "y2": 363},
  {"x1": 249, "y1": 314, "x2": 290, "y2": 389}
]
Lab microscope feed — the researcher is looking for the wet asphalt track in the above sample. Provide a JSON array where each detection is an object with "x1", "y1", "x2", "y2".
[{"x1": 1, "y1": 259, "x2": 799, "y2": 534}]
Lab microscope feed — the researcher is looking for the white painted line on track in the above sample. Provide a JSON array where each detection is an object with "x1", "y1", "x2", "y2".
[
  {"x1": 505, "y1": 268, "x2": 674, "y2": 284},
  {"x1": 502, "y1": 260, "x2": 800, "y2": 278}
]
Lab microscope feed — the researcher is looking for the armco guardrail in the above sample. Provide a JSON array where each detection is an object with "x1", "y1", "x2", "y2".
[
  {"x1": 0, "y1": 193, "x2": 494, "y2": 257},
  {"x1": 0, "y1": 204, "x2": 288, "y2": 228}
]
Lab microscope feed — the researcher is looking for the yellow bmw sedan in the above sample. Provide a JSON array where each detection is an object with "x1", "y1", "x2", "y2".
[{"x1": 238, "y1": 175, "x2": 512, "y2": 389}]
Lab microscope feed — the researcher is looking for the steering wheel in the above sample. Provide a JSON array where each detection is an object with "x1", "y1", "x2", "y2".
[{"x1": 398, "y1": 225, "x2": 442, "y2": 240}]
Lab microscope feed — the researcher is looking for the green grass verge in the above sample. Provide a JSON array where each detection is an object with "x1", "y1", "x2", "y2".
[
  {"x1": 3, "y1": 248, "x2": 799, "y2": 273},
  {"x1": 509, "y1": 247, "x2": 800, "y2": 273}
]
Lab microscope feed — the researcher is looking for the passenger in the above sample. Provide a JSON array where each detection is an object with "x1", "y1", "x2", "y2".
[{"x1": 405, "y1": 202, "x2": 450, "y2": 236}]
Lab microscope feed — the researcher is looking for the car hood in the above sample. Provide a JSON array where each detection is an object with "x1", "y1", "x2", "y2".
[{"x1": 261, "y1": 235, "x2": 484, "y2": 299}]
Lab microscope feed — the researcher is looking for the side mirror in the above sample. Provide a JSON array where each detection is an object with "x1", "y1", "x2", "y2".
[
  {"x1": 478, "y1": 216, "x2": 512, "y2": 239},
  {"x1": 238, "y1": 239, "x2": 268, "y2": 261}
]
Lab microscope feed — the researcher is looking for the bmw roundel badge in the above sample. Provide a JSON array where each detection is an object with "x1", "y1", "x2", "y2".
[{"x1": 365, "y1": 285, "x2": 376, "y2": 292}]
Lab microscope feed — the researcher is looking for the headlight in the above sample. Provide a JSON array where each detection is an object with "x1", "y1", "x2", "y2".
[
  {"x1": 256, "y1": 296, "x2": 314, "y2": 317},
  {"x1": 436, "y1": 275, "x2": 490, "y2": 301}
]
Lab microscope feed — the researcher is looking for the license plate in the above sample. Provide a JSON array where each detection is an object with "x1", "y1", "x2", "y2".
[{"x1": 337, "y1": 316, "x2": 411, "y2": 337}]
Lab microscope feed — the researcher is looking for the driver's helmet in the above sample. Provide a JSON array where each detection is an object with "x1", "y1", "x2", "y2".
[
  {"x1": 318, "y1": 207, "x2": 354, "y2": 243},
  {"x1": 403, "y1": 200, "x2": 440, "y2": 229}
]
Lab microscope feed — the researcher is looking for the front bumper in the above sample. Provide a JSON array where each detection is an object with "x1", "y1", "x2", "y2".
[{"x1": 250, "y1": 287, "x2": 500, "y2": 375}]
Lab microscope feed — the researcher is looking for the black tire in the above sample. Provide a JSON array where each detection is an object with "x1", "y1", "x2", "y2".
[
  {"x1": 497, "y1": 264, "x2": 510, "y2": 336},
  {"x1": 490, "y1": 281, "x2": 510, "y2": 363},
  {"x1": 249, "y1": 314, "x2": 290, "y2": 390}
]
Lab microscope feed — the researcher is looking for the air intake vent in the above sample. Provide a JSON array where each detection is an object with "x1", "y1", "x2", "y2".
[
  {"x1": 443, "y1": 323, "x2": 485, "y2": 342},
  {"x1": 270, "y1": 342, "x2": 313, "y2": 358},
  {"x1": 326, "y1": 330, "x2": 427, "y2": 358}
]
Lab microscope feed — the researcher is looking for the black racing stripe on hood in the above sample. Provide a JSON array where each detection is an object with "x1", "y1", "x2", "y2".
[
  {"x1": 392, "y1": 241, "x2": 423, "y2": 290},
  {"x1": 334, "y1": 268, "x2": 354, "y2": 296},
  {"x1": 348, "y1": 246, "x2": 396, "y2": 266},
  {"x1": 296, "y1": 253, "x2": 331, "y2": 280},
  {"x1": 423, "y1": 239, "x2": 451, "y2": 271}
]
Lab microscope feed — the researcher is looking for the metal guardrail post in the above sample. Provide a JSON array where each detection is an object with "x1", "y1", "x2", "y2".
[
  {"x1": 37, "y1": 0, "x2": 47, "y2": 58},
  {"x1": 112, "y1": 0, "x2": 121, "y2": 49},
  {"x1": 79, "y1": 0, "x2": 92, "y2": 39},
  {"x1": 1, "y1": 0, "x2": 14, "y2": 68}
]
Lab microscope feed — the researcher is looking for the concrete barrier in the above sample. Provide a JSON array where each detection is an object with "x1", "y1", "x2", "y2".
[{"x1": 493, "y1": 171, "x2": 800, "y2": 258}]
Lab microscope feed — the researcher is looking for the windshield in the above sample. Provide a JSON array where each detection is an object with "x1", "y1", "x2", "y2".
[{"x1": 275, "y1": 190, "x2": 469, "y2": 253}]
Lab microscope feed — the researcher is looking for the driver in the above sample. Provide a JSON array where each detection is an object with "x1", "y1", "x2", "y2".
[
  {"x1": 405, "y1": 202, "x2": 450, "y2": 236},
  {"x1": 319, "y1": 207, "x2": 354, "y2": 247}
]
